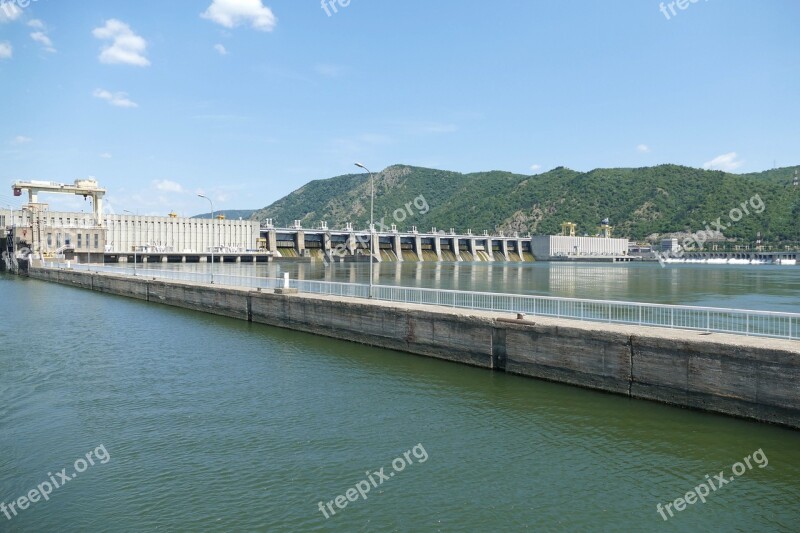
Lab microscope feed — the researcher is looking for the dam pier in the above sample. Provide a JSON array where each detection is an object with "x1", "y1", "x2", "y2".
[{"x1": 25, "y1": 263, "x2": 800, "y2": 430}]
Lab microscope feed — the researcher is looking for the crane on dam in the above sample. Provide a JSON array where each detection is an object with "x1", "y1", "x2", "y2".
[{"x1": 12, "y1": 178, "x2": 107, "y2": 226}]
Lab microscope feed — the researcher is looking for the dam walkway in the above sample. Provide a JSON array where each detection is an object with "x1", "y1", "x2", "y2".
[{"x1": 47, "y1": 262, "x2": 800, "y2": 341}]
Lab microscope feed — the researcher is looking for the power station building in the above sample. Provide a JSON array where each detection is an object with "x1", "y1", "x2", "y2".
[
  {"x1": 0, "y1": 208, "x2": 260, "y2": 256},
  {"x1": 530, "y1": 221, "x2": 629, "y2": 260},
  {"x1": 105, "y1": 214, "x2": 260, "y2": 254},
  {"x1": 531, "y1": 235, "x2": 630, "y2": 259}
]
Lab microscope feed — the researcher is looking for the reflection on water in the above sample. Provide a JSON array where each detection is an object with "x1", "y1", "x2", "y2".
[
  {"x1": 124, "y1": 260, "x2": 800, "y2": 312},
  {"x1": 547, "y1": 265, "x2": 630, "y2": 299}
]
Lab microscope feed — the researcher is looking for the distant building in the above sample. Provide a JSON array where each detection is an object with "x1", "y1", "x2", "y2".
[
  {"x1": 629, "y1": 242, "x2": 653, "y2": 254},
  {"x1": 661, "y1": 238, "x2": 680, "y2": 253}
]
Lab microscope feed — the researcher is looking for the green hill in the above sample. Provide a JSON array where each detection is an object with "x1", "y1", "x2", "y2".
[{"x1": 251, "y1": 164, "x2": 800, "y2": 245}]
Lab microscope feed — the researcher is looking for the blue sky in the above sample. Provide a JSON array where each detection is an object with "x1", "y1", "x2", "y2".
[{"x1": 0, "y1": 0, "x2": 798, "y2": 215}]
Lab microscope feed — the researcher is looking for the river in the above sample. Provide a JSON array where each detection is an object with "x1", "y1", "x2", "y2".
[{"x1": 1, "y1": 263, "x2": 799, "y2": 531}]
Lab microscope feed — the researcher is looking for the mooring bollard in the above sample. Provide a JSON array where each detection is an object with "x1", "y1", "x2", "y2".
[{"x1": 275, "y1": 272, "x2": 298, "y2": 295}]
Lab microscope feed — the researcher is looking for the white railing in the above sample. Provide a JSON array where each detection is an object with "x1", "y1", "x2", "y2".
[{"x1": 43, "y1": 263, "x2": 800, "y2": 340}]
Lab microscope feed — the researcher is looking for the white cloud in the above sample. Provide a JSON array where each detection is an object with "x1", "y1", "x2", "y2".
[
  {"x1": 214, "y1": 43, "x2": 227, "y2": 55},
  {"x1": 12, "y1": 135, "x2": 31, "y2": 144},
  {"x1": 92, "y1": 19, "x2": 150, "y2": 67},
  {"x1": 100, "y1": 153, "x2": 113, "y2": 159},
  {"x1": 530, "y1": 164, "x2": 542, "y2": 173},
  {"x1": 0, "y1": 41, "x2": 11, "y2": 59},
  {"x1": 31, "y1": 31, "x2": 56, "y2": 53},
  {"x1": 636, "y1": 144, "x2": 651, "y2": 153},
  {"x1": 28, "y1": 19, "x2": 44, "y2": 29},
  {"x1": 201, "y1": 0, "x2": 277, "y2": 31},
  {"x1": 703, "y1": 152, "x2": 744, "y2": 172},
  {"x1": 0, "y1": 3, "x2": 22, "y2": 23},
  {"x1": 93, "y1": 89, "x2": 138, "y2": 108},
  {"x1": 153, "y1": 180, "x2": 185, "y2": 193}
]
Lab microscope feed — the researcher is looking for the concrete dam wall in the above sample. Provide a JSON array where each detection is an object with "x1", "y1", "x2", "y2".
[{"x1": 27, "y1": 267, "x2": 800, "y2": 429}]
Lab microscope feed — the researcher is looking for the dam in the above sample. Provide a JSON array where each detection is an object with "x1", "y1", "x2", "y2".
[
  {"x1": 261, "y1": 220, "x2": 539, "y2": 262},
  {"x1": 1, "y1": 208, "x2": 633, "y2": 265},
  {"x1": 1, "y1": 178, "x2": 632, "y2": 266}
]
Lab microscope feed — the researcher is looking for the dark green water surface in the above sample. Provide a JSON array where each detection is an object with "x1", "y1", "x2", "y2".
[{"x1": 1, "y1": 264, "x2": 799, "y2": 531}]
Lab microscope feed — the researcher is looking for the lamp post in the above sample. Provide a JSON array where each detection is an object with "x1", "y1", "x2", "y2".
[
  {"x1": 354, "y1": 162, "x2": 375, "y2": 298},
  {"x1": 123, "y1": 210, "x2": 137, "y2": 276},
  {"x1": 4, "y1": 204, "x2": 13, "y2": 260},
  {"x1": 198, "y1": 194, "x2": 215, "y2": 284}
]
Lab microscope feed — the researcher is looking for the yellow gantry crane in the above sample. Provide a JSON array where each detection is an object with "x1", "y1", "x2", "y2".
[{"x1": 561, "y1": 222, "x2": 577, "y2": 237}]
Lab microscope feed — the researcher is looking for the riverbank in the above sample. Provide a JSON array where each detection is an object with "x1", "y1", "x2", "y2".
[{"x1": 27, "y1": 266, "x2": 800, "y2": 429}]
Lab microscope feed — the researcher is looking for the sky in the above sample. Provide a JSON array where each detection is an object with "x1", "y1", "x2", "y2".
[{"x1": 0, "y1": 0, "x2": 798, "y2": 216}]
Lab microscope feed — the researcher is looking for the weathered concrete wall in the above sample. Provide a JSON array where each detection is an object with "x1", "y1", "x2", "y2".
[
  {"x1": 27, "y1": 267, "x2": 800, "y2": 429},
  {"x1": 630, "y1": 335, "x2": 800, "y2": 429},
  {"x1": 249, "y1": 294, "x2": 496, "y2": 368},
  {"x1": 499, "y1": 320, "x2": 633, "y2": 396}
]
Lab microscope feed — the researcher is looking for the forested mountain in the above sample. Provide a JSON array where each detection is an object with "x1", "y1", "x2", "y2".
[{"x1": 251, "y1": 164, "x2": 800, "y2": 244}]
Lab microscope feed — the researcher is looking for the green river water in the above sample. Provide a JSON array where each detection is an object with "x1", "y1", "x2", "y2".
[{"x1": 1, "y1": 262, "x2": 799, "y2": 531}]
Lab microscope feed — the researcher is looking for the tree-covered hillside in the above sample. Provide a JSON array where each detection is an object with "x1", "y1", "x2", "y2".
[{"x1": 250, "y1": 164, "x2": 800, "y2": 245}]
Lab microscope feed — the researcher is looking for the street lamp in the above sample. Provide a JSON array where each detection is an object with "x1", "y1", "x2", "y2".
[
  {"x1": 123, "y1": 210, "x2": 136, "y2": 276},
  {"x1": 354, "y1": 162, "x2": 375, "y2": 298},
  {"x1": 3, "y1": 204, "x2": 13, "y2": 259},
  {"x1": 198, "y1": 194, "x2": 215, "y2": 284}
]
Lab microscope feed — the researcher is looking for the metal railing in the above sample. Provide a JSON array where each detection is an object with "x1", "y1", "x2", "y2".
[{"x1": 42, "y1": 262, "x2": 800, "y2": 340}]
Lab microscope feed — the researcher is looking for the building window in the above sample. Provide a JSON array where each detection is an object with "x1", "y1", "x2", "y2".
[
  {"x1": 47, "y1": 233, "x2": 52, "y2": 247},
  {"x1": 77, "y1": 234, "x2": 82, "y2": 249},
  {"x1": 65, "y1": 234, "x2": 72, "y2": 247},
  {"x1": 94, "y1": 234, "x2": 99, "y2": 249},
  {"x1": 56, "y1": 233, "x2": 62, "y2": 247}
]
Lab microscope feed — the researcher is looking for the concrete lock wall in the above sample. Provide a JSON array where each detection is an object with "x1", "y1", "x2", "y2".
[{"x1": 27, "y1": 267, "x2": 800, "y2": 429}]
